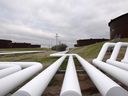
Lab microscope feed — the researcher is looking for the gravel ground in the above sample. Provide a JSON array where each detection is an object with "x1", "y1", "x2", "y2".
[{"x1": 43, "y1": 72, "x2": 101, "y2": 96}]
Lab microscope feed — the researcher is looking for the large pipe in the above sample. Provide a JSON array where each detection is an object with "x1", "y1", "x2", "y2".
[
  {"x1": 95, "y1": 42, "x2": 115, "y2": 61},
  {"x1": 121, "y1": 47, "x2": 128, "y2": 63},
  {"x1": 50, "y1": 50, "x2": 68, "y2": 57},
  {"x1": 0, "y1": 64, "x2": 21, "y2": 78},
  {"x1": 0, "y1": 62, "x2": 43, "y2": 68},
  {"x1": 12, "y1": 55, "x2": 66, "y2": 96},
  {"x1": 60, "y1": 55, "x2": 82, "y2": 96},
  {"x1": 50, "y1": 54, "x2": 76, "y2": 57},
  {"x1": 108, "y1": 42, "x2": 128, "y2": 61},
  {"x1": 106, "y1": 42, "x2": 128, "y2": 70},
  {"x1": 0, "y1": 51, "x2": 43, "y2": 55},
  {"x1": 76, "y1": 54, "x2": 128, "y2": 96},
  {"x1": 93, "y1": 59, "x2": 128, "y2": 87},
  {"x1": 0, "y1": 62, "x2": 44, "y2": 78},
  {"x1": 0, "y1": 62, "x2": 43, "y2": 96},
  {"x1": 107, "y1": 59, "x2": 128, "y2": 71}
]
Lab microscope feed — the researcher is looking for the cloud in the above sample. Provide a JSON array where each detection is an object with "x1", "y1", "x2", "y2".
[{"x1": 0, "y1": 0, "x2": 128, "y2": 47}]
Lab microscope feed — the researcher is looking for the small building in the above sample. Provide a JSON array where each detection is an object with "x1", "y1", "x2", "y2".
[
  {"x1": 30, "y1": 44, "x2": 41, "y2": 48},
  {"x1": 0, "y1": 39, "x2": 41, "y2": 48},
  {"x1": 74, "y1": 38, "x2": 109, "y2": 47},
  {"x1": 0, "y1": 39, "x2": 12, "y2": 48},
  {"x1": 109, "y1": 13, "x2": 128, "y2": 39},
  {"x1": 12, "y1": 43, "x2": 31, "y2": 48}
]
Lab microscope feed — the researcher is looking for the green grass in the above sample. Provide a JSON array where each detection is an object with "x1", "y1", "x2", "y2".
[
  {"x1": 0, "y1": 38, "x2": 128, "y2": 69},
  {"x1": 69, "y1": 42, "x2": 104, "y2": 59},
  {"x1": 0, "y1": 48, "x2": 50, "y2": 51},
  {"x1": 0, "y1": 50, "x2": 58, "y2": 68},
  {"x1": 69, "y1": 38, "x2": 128, "y2": 61},
  {"x1": 60, "y1": 57, "x2": 68, "y2": 70}
]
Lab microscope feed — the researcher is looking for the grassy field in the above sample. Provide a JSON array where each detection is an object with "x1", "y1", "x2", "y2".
[
  {"x1": 69, "y1": 42, "x2": 104, "y2": 59},
  {"x1": 69, "y1": 38, "x2": 128, "y2": 61},
  {"x1": 0, "y1": 50, "x2": 59, "y2": 69},
  {"x1": 0, "y1": 38, "x2": 128, "y2": 69},
  {"x1": 0, "y1": 47, "x2": 50, "y2": 51}
]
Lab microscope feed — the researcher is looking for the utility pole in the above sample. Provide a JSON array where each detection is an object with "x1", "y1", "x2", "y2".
[
  {"x1": 55, "y1": 33, "x2": 59, "y2": 46},
  {"x1": 55, "y1": 33, "x2": 59, "y2": 51}
]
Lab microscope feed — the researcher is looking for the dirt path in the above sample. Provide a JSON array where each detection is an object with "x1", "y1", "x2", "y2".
[{"x1": 43, "y1": 71, "x2": 101, "y2": 96}]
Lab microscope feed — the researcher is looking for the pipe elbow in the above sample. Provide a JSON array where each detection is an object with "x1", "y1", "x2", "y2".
[
  {"x1": 92, "y1": 59, "x2": 97, "y2": 64},
  {"x1": 32, "y1": 62, "x2": 43, "y2": 68},
  {"x1": 103, "y1": 42, "x2": 115, "y2": 48}
]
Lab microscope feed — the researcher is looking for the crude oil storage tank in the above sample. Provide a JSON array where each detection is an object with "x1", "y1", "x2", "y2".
[{"x1": 109, "y1": 13, "x2": 128, "y2": 39}]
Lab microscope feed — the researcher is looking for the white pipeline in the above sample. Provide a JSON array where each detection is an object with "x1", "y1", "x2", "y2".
[
  {"x1": 96, "y1": 42, "x2": 115, "y2": 61},
  {"x1": 76, "y1": 55, "x2": 128, "y2": 96},
  {"x1": 93, "y1": 59, "x2": 128, "y2": 87},
  {"x1": 0, "y1": 64, "x2": 21, "y2": 78},
  {"x1": 50, "y1": 50, "x2": 68, "y2": 57},
  {"x1": 108, "y1": 42, "x2": 128, "y2": 61},
  {"x1": 0, "y1": 51, "x2": 43, "y2": 55},
  {"x1": 12, "y1": 55, "x2": 66, "y2": 96},
  {"x1": 60, "y1": 55, "x2": 82, "y2": 96},
  {"x1": 106, "y1": 59, "x2": 128, "y2": 71},
  {"x1": 0, "y1": 62, "x2": 43, "y2": 96},
  {"x1": 0, "y1": 62, "x2": 43, "y2": 68},
  {"x1": 121, "y1": 47, "x2": 128, "y2": 63},
  {"x1": 106, "y1": 42, "x2": 128, "y2": 70}
]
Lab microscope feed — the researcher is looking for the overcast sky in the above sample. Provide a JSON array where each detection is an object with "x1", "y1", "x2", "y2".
[{"x1": 0, "y1": 0, "x2": 128, "y2": 47}]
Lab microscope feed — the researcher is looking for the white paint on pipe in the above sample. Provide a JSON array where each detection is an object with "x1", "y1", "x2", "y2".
[
  {"x1": 50, "y1": 54, "x2": 76, "y2": 57},
  {"x1": 0, "y1": 64, "x2": 21, "y2": 78},
  {"x1": 106, "y1": 42, "x2": 128, "y2": 70},
  {"x1": 0, "y1": 51, "x2": 43, "y2": 55},
  {"x1": 0, "y1": 62, "x2": 43, "y2": 78},
  {"x1": 50, "y1": 50, "x2": 68, "y2": 57},
  {"x1": 108, "y1": 42, "x2": 128, "y2": 61},
  {"x1": 96, "y1": 42, "x2": 115, "y2": 61},
  {"x1": 0, "y1": 62, "x2": 43, "y2": 96},
  {"x1": 76, "y1": 54, "x2": 128, "y2": 96},
  {"x1": 121, "y1": 47, "x2": 128, "y2": 63},
  {"x1": 12, "y1": 55, "x2": 66, "y2": 96},
  {"x1": 60, "y1": 55, "x2": 82, "y2": 96},
  {"x1": 93, "y1": 59, "x2": 128, "y2": 87},
  {"x1": 0, "y1": 64, "x2": 21, "y2": 69},
  {"x1": 107, "y1": 59, "x2": 128, "y2": 71},
  {"x1": 0, "y1": 62, "x2": 42, "y2": 68},
  {"x1": 50, "y1": 54, "x2": 66, "y2": 57}
]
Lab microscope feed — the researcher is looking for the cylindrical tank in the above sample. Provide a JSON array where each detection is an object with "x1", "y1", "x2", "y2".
[{"x1": 109, "y1": 13, "x2": 128, "y2": 39}]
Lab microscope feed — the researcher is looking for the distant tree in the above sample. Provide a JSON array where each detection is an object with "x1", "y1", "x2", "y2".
[{"x1": 51, "y1": 44, "x2": 67, "y2": 51}]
